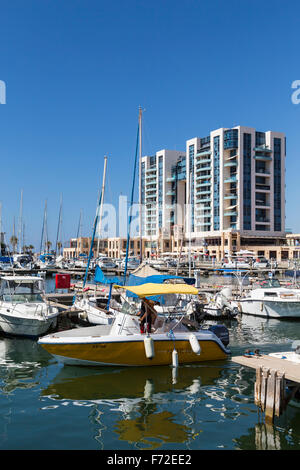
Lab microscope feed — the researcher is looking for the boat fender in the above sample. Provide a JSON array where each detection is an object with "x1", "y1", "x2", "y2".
[
  {"x1": 144, "y1": 336, "x2": 155, "y2": 360},
  {"x1": 260, "y1": 302, "x2": 264, "y2": 312},
  {"x1": 172, "y1": 349, "x2": 178, "y2": 368},
  {"x1": 83, "y1": 287, "x2": 90, "y2": 292},
  {"x1": 79, "y1": 311, "x2": 87, "y2": 320},
  {"x1": 189, "y1": 333, "x2": 201, "y2": 355}
]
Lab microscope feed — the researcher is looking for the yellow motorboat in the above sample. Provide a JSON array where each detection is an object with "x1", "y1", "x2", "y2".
[{"x1": 38, "y1": 283, "x2": 231, "y2": 366}]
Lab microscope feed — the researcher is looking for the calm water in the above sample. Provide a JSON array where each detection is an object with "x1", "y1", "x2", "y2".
[{"x1": 1, "y1": 274, "x2": 300, "y2": 450}]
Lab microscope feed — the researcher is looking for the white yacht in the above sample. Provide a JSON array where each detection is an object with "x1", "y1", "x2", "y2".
[
  {"x1": 0, "y1": 276, "x2": 59, "y2": 337},
  {"x1": 75, "y1": 294, "x2": 117, "y2": 325},
  {"x1": 121, "y1": 258, "x2": 140, "y2": 270},
  {"x1": 97, "y1": 258, "x2": 117, "y2": 270},
  {"x1": 232, "y1": 278, "x2": 300, "y2": 318}
]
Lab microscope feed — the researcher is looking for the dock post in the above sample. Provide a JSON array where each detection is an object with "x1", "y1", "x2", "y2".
[
  {"x1": 254, "y1": 367, "x2": 287, "y2": 423},
  {"x1": 265, "y1": 369, "x2": 276, "y2": 424},
  {"x1": 254, "y1": 366, "x2": 262, "y2": 407},
  {"x1": 275, "y1": 372, "x2": 284, "y2": 417},
  {"x1": 260, "y1": 367, "x2": 269, "y2": 412}
]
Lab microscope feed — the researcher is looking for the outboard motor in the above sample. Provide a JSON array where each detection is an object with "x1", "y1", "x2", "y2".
[{"x1": 208, "y1": 325, "x2": 230, "y2": 347}]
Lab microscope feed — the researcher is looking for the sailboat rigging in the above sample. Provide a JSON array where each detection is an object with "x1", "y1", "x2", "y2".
[{"x1": 83, "y1": 156, "x2": 108, "y2": 288}]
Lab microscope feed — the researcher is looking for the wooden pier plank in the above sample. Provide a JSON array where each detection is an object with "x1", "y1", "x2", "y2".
[{"x1": 232, "y1": 355, "x2": 300, "y2": 384}]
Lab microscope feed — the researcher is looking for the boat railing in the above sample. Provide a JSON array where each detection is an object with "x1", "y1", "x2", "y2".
[{"x1": 34, "y1": 303, "x2": 46, "y2": 319}]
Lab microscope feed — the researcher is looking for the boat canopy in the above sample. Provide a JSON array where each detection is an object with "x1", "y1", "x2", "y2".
[
  {"x1": 128, "y1": 273, "x2": 195, "y2": 286},
  {"x1": 114, "y1": 282, "x2": 199, "y2": 298},
  {"x1": 39, "y1": 254, "x2": 54, "y2": 261},
  {"x1": 0, "y1": 257, "x2": 13, "y2": 263},
  {"x1": 0, "y1": 276, "x2": 43, "y2": 283}
]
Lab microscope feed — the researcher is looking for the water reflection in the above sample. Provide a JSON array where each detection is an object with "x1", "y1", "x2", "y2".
[
  {"x1": 0, "y1": 337, "x2": 51, "y2": 394},
  {"x1": 41, "y1": 364, "x2": 226, "y2": 449},
  {"x1": 1, "y1": 273, "x2": 300, "y2": 449}
]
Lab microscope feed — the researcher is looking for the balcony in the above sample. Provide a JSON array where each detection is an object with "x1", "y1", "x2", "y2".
[
  {"x1": 224, "y1": 175, "x2": 237, "y2": 183},
  {"x1": 196, "y1": 197, "x2": 211, "y2": 203},
  {"x1": 166, "y1": 190, "x2": 175, "y2": 196},
  {"x1": 196, "y1": 190, "x2": 211, "y2": 195},
  {"x1": 195, "y1": 213, "x2": 211, "y2": 219},
  {"x1": 196, "y1": 159, "x2": 211, "y2": 167},
  {"x1": 224, "y1": 211, "x2": 237, "y2": 217},
  {"x1": 256, "y1": 217, "x2": 270, "y2": 223},
  {"x1": 255, "y1": 200, "x2": 270, "y2": 207},
  {"x1": 255, "y1": 168, "x2": 270, "y2": 175},
  {"x1": 196, "y1": 181, "x2": 211, "y2": 188},
  {"x1": 166, "y1": 176, "x2": 175, "y2": 182},
  {"x1": 254, "y1": 146, "x2": 272, "y2": 153},
  {"x1": 196, "y1": 174, "x2": 212, "y2": 181},
  {"x1": 255, "y1": 184, "x2": 270, "y2": 191},
  {"x1": 145, "y1": 167, "x2": 157, "y2": 174},
  {"x1": 196, "y1": 165, "x2": 211, "y2": 172},
  {"x1": 224, "y1": 193, "x2": 237, "y2": 199},
  {"x1": 224, "y1": 161, "x2": 237, "y2": 167},
  {"x1": 195, "y1": 222, "x2": 211, "y2": 227},
  {"x1": 145, "y1": 187, "x2": 156, "y2": 193}
]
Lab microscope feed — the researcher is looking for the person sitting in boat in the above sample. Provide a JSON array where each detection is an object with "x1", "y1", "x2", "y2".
[{"x1": 138, "y1": 298, "x2": 158, "y2": 334}]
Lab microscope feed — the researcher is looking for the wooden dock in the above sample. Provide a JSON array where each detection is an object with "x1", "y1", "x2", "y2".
[{"x1": 232, "y1": 354, "x2": 300, "y2": 423}]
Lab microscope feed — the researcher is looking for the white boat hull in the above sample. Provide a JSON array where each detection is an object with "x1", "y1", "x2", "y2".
[
  {"x1": 234, "y1": 299, "x2": 300, "y2": 318},
  {"x1": 75, "y1": 298, "x2": 115, "y2": 325},
  {"x1": 0, "y1": 310, "x2": 58, "y2": 337},
  {"x1": 38, "y1": 325, "x2": 230, "y2": 367}
]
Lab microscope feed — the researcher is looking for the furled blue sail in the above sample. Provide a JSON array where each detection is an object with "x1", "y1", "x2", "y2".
[{"x1": 94, "y1": 265, "x2": 123, "y2": 285}]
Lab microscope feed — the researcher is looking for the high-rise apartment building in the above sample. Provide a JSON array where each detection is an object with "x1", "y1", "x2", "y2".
[
  {"x1": 139, "y1": 126, "x2": 286, "y2": 257},
  {"x1": 186, "y1": 126, "x2": 285, "y2": 237},
  {"x1": 140, "y1": 149, "x2": 186, "y2": 240}
]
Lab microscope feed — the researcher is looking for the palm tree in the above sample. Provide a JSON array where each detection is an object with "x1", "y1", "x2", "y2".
[
  {"x1": 10, "y1": 235, "x2": 18, "y2": 254},
  {"x1": 45, "y1": 241, "x2": 52, "y2": 253},
  {"x1": 57, "y1": 241, "x2": 62, "y2": 255}
]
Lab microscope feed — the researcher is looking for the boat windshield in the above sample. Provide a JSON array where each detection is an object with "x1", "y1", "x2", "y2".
[
  {"x1": 0, "y1": 280, "x2": 44, "y2": 303},
  {"x1": 255, "y1": 278, "x2": 281, "y2": 288},
  {"x1": 121, "y1": 299, "x2": 138, "y2": 316}
]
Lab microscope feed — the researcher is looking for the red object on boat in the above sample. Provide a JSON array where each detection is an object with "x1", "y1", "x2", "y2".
[{"x1": 55, "y1": 273, "x2": 71, "y2": 289}]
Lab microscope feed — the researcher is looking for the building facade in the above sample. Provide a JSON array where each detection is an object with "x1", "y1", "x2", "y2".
[
  {"x1": 139, "y1": 126, "x2": 286, "y2": 260},
  {"x1": 63, "y1": 126, "x2": 290, "y2": 262},
  {"x1": 141, "y1": 149, "x2": 186, "y2": 241},
  {"x1": 185, "y1": 126, "x2": 285, "y2": 238}
]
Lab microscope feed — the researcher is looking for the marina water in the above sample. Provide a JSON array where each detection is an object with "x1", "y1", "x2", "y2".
[{"x1": 1, "y1": 274, "x2": 300, "y2": 450}]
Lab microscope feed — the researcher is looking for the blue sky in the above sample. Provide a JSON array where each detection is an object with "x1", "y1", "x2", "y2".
[{"x1": 0, "y1": 0, "x2": 300, "y2": 249}]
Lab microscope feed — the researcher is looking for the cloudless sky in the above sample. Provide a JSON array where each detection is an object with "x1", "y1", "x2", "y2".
[{"x1": 1, "y1": 0, "x2": 300, "y2": 249}]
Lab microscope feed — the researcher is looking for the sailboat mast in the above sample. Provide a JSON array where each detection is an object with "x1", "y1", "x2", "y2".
[
  {"x1": 18, "y1": 189, "x2": 23, "y2": 254},
  {"x1": 138, "y1": 106, "x2": 143, "y2": 263},
  {"x1": 55, "y1": 195, "x2": 63, "y2": 256},
  {"x1": 40, "y1": 200, "x2": 47, "y2": 254},
  {"x1": 96, "y1": 156, "x2": 108, "y2": 257},
  {"x1": 0, "y1": 202, "x2": 2, "y2": 255},
  {"x1": 83, "y1": 158, "x2": 107, "y2": 288}
]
